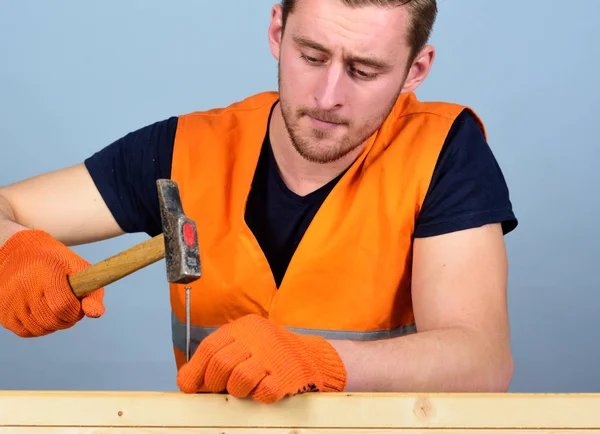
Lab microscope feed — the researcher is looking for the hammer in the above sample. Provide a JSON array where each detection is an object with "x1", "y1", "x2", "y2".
[{"x1": 66, "y1": 179, "x2": 202, "y2": 362}]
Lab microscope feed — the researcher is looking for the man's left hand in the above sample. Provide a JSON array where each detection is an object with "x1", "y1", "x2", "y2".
[{"x1": 176, "y1": 314, "x2": 347, "y2": 404}]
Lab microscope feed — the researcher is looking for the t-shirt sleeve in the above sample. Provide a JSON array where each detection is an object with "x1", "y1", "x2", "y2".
[
  {"x1": 83, "y1": 117, "x2": 178, "y2": 237},
  {"x1": 414, "y1": 109, "x2": 518, "y2": 238}
]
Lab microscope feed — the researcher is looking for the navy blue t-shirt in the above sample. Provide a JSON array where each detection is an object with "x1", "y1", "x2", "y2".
[{"x1": 84, "y1": 104, "x2": 517, "y2": 287}]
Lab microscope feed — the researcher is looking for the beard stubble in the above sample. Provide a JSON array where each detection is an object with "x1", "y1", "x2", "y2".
[{"x1": 277, "y1": 68, "x2": 403, "y2": 164}]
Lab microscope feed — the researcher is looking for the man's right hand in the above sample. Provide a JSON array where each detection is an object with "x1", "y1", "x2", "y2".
[{"x1": 0, "y1": 229, "x2": 105, "y2": 337}]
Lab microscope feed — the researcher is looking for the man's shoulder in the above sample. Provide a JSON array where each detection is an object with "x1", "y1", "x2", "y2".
[
  {"x1": 390, "y1": 92, "x2": 487, "y2": 137},
  {"x1": 395, "y1": 92, "x2": 475, "y2": 115},
  {"x1": 414, "y1": 105, "x2": 518, "y2": 237},
  {"x1": 83, "y1": 115, "x2": 180, "y2": 236}
]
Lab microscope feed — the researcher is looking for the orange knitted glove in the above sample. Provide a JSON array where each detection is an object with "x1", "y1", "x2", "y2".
[
  {"x1": 177, "y1": 314, "x2": 347, "y2": 404},
  {"x1": 0, "y1": 229, "x2": 105, "y2": 337}
]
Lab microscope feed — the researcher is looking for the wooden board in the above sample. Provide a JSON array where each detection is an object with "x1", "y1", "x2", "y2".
[
  {"x1": 2, "y1": 430, "x2": 599, "y2": 434},
  {"x1": 0, "y1": 391, "x2": 599, "y2": 432}
]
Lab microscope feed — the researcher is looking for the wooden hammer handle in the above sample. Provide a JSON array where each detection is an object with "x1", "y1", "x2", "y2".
[{"x1": 67, "y1": 233, "x2": 166, "y2": 298}]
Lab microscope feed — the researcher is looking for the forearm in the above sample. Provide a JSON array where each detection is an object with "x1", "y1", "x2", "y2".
[
  {"x1": 0, "y1": 194, "x2": 26, "y2": 246},
  {"x1": 329, "y1": 325, "x2": 513, "y2": 393}
]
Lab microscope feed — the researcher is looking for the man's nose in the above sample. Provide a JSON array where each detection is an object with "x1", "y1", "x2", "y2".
[{"x1": 314, "y1": 62, "x2": 346, "y2": 111}]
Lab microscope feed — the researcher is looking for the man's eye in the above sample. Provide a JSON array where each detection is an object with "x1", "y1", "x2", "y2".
[
  {"x1": 301, "y1": 54, "x2": 321, "y2": 64},
  {"x1": 350, "y1": 67, "x2": 378, "y2": 80}
]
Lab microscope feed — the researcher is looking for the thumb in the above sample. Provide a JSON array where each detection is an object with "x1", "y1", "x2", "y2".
[{"x1": 81, "y1": 288, "x2": 106, "y2": 318}]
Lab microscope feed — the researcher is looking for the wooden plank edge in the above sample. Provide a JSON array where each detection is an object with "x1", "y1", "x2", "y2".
[
  {"x1": 1, "y1": 428, "x2": 600, "y2": 432},
  {"x1": 0, "y1": 391, "x2": 599, "y2": 429}
]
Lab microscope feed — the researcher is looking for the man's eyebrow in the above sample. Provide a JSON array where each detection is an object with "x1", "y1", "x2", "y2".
[
  {"x1": 346, "y1": 54, "x2": 391, "y2": 70},
  {"x1": 293, "y1": 36, "x2": 330, "y2": 53},
  {"x1": 292, "y1": 35, "x2": 392, "y2": 70}
]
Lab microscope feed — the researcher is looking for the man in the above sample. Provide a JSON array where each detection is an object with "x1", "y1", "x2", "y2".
[{"x1": 0, "y1": 0, "x2": 517, "y2": 404}]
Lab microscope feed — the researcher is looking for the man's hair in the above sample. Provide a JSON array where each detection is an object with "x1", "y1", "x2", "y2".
[{"x1": 280, "y1": 0, "x2": 438, "y2": 64}]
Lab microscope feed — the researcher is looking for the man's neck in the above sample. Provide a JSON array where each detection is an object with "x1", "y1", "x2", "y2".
[{"x1": 269, "y1": 102, "x2": 363, "y2": 197}]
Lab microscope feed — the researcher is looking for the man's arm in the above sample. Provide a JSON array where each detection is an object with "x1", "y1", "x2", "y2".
[
  {"x1": 0, "y1": 163, "x2": 125, "y2": 247},
  {"x1": 0, "y1": 116, "x2": 178, "y2": 248},
  {"x1": 329, "y1": 109, "x2": 517, "y2": 393},
  {"x1": 0, "y1": 118, "x2": 178, "y2": 338},
  {"x1": 329, "y1": 222, "x2": 513, "y2": 392},
  {"x1": 0, "y1": 163, "x2": 123, "y2": 336}
]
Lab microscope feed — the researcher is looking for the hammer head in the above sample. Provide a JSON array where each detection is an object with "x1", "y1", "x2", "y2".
[{"x1": 156, "y1": 179, "x2": 202, "y2": 284}]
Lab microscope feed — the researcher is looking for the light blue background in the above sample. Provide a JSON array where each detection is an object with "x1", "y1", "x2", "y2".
[{"x1": 0, "y1": 0, "x2": 598, "y2": 392}]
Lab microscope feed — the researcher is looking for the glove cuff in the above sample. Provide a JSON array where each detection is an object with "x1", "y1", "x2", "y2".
[
  {"x1": 0, "y1": 229, "x2": 50, "y2": 265},
  {"x1": 301, "y1": 335, "x2": 347, "y2": 393}
]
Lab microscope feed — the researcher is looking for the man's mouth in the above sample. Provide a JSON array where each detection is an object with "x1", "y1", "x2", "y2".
[{"x1": 306, "y1": 114, "x2": 345, "y2": 130}]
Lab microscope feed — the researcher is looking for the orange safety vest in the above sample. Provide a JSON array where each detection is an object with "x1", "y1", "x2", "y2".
[{"x1": 169, "y1": 91, "x2": 484, "y2": 370}]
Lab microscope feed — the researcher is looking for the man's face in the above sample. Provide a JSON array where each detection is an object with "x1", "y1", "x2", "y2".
[{"x1": 273, "y1": 0, "x2": 414, "y2": 164}]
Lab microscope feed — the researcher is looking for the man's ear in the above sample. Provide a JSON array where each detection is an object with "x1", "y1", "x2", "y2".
[
  {"x1": 401, "y1": 45, "x2": 435, "y2": 94},
  {"x1": 268, "y1": 4, "x2": 284, "y2": 61}
]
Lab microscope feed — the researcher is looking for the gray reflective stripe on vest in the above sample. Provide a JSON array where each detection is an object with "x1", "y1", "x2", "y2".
[{"x1": 171, "y1": 311, "x2": 416, "y2": 357}]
